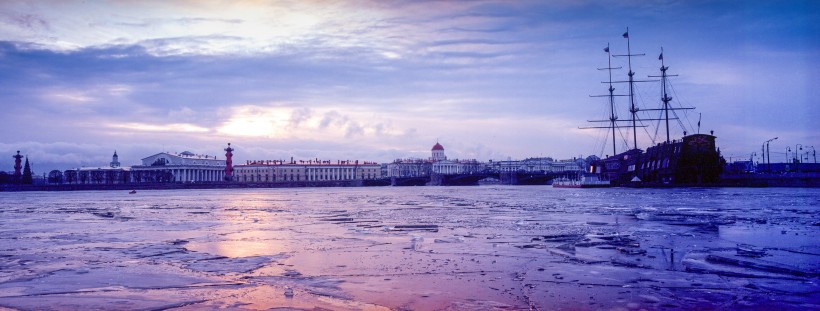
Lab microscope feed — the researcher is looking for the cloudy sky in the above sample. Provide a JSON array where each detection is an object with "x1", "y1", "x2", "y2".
[{"x1": 1, "y1": 0, "x2": 817, "y2": 173}]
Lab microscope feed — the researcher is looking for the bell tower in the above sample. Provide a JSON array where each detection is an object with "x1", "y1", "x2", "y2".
[{"x1": 110, "y1": 151, "x2": 121, "y2": 168}]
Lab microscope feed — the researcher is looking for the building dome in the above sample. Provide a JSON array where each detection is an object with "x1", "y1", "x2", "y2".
[{"x1": 432, "y1": 143, "x2": 444, "y2": 151}]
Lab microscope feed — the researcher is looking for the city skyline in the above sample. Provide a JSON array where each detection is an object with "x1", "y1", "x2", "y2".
[{"x1": 1, "y1": 0, "x2": 817, "y2": 173}]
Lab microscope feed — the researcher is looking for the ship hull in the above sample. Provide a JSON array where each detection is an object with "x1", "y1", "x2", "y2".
[{"x1": 589, "y1": 134, "x2": 724, "y2": 187}]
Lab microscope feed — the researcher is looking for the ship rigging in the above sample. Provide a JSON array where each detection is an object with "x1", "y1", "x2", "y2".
[
  {"x1": 583, "y1": 29, "x2": 724, "y2": 186},
  {"x1": 582, "y1": 28, "x2": 695, "y2": 157}
]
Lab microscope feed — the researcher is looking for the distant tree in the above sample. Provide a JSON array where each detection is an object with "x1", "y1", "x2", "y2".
[
  {"x1": 48, "y1": 170, "x2": 63, "y2": 184},
  {"x1": 79, "y1": 171, "x2": 89, "y2": 184},
  {"x1": 64, "y1": 170, "x2": 77, "y2": 184},
  {"x1": 22, "y1": 158, "x2": 33, "y2": 184},
  {"x1": 0, "y1": 171, "x2": 8, "y2": 184}
]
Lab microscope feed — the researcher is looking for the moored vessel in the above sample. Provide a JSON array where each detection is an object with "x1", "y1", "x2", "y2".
[
  {"x1": 553, "y1": 174, "x2": 611, "y2": 188},
  {"x1": 582, "y1": 29, "x2": 724, "y2": 187}
]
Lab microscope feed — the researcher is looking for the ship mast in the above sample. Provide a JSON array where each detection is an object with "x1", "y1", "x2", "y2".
[
  {"x1": 647, "y1": 48, "x2": 693, "y2": 143},
  {"x1": 605, "y1": 43, "x2": 618, "y2": 156},
  {"x1": 612, "y1": 27, "x2": 649, "y2": 150},
  {"x1": 655, "y1": 47, "x2": 674, "y2": 143},
  {"x1": 581, "y1": 43, "x2": 631, "y2": 157}
]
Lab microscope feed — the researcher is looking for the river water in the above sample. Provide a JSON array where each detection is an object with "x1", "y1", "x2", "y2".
[{"x1": 0, "y1": 186, "x2": 818, "y2": 310}]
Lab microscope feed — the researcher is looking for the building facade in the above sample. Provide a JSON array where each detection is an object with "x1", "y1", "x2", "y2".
[
  {"x1": 130, "y1": 151, "x2": 227, "y2": 183},
  {"x1": 233, "y1": 159, "x2": 381, "y2": 183},
  {"x1": 65, "y1": 150, "x2": 228, "y2": 184},
  {"x1": 64, "y1": 151, "x2": 130, "y2": 184},
  {"x1": 388, "y1": 142, "x2": 480, "y2": 177},
  {"x1": 387, "y1": 158, "x2": 432, "y2": 178},
  {"x1": 488, "y1": 157, "x2": 588, "y2": 173}
]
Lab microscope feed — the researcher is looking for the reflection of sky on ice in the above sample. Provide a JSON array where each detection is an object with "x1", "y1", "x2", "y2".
[{"x1": 0, "y1": 187, "x2": 818, "y2": 310}]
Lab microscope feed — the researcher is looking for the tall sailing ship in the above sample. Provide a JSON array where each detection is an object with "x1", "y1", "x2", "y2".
[{"x1": 583, "y1": 29, "x2": 724, "y2": 186}]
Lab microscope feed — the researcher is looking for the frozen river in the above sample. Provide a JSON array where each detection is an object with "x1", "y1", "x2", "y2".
[{"x1": 0, "y1": 186, "x2": 818, "y2": 310}]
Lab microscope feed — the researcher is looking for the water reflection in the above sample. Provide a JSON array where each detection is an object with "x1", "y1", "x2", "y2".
[{"x1": 185, "y1": 240, "x2": 286, "y2": 258}]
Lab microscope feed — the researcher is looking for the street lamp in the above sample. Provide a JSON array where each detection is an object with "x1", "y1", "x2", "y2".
[
  {"x1": 787, "y1": 147, "x2": 791, "y2": 163},
  {"x1": 795, "y1": 144, "x2": 803, "y2": 162},
  {"x1": 764, "y1": 137, "x2": 777, "y2": 173}
]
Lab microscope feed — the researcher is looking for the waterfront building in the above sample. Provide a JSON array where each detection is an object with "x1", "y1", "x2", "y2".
[
  {"x1": 487, "y1": 157, "x2": 588, "y2": 173},
  {"x1": 387, "y1": 158, "x2": 432, "y2": 178},
  {"x1": 64, "y1": 151, "x2": 130, "y2": 184},
  {"x1": 233, "y1": 159, "x2": 381, "y2": 183},
  {"x1": 432, "y1": 158, "x2": 480, "y2": 175},
  {"x1": 64, "y1": 149, "x2": 228, "y2": 184},
  {"x1": 131, "y1": 151, "x2": 226, "y2": 183},
  {"x1": 388, "y1": 142, "x2": 480, "y2": 177}
]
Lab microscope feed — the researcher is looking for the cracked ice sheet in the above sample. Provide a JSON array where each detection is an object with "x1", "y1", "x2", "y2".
[{"x1": 1, "y1": 187, "x2": 819, "y2": 310}]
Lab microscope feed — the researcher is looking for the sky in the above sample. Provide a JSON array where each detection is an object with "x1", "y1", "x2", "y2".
[{"x1": 1, "y1": 0, "x2": 818, "y2": 173}]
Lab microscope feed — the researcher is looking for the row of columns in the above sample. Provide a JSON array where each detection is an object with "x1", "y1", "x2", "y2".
[
  {"x1": 433, "y1": 163, "x2": 462, "y2": 174},
  {"x1": 306, "y1": 167, "x2": 357, "y2": 181},
  {"x1": 170, "y1": 168, "x2": 224, "y2": 182}
]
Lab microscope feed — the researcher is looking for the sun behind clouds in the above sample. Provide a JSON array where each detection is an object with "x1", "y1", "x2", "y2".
[{"x1": 217, "y1": 106, "x2": 291, "y2": 137}]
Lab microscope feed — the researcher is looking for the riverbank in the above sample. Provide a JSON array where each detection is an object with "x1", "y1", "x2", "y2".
[{"x1": 0, "y1": 179, "x2": 391, "y2": 192}]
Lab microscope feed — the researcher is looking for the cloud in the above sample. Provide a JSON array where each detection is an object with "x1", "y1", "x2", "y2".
[
  {"x1": 109, "y1": 122, "x2": 210, "y2": 133},
  {"x1": 134, "y1": 35, "x2": 247, "y2": 56},
  {"x1": 1, "y1": 12, "x2": 49, "y2": 30},
  {"x1": 167, "y1": 107, "x2": 198, "y2": 122},
  {"x1": 288, "y1": 107, "x2": 313, "y2": 128}
]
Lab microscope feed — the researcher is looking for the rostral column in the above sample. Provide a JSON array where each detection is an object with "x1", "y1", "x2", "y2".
[
  {"x1": 13, "y1": 151, "x2": 23, "y2": 181},
  {"x1": 224, "y1": 143, "x2": 234, "y2": 181}
]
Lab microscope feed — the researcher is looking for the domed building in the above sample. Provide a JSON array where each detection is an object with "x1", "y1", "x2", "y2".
[
  {"x1": 431, "y1": 142, "x2": 447, "y2": 162},
  {"x1": 429, "y1": 142, "x2": 480, "y2": 175},
  {"x1": 387, "y1": 142, "x2": 480, "y2": 179}
]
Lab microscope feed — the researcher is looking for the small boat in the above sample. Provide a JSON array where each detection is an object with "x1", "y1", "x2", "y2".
[
  {"x1": 129, "y1": 190, "x2": 137, "y2": 194},
  {"x1": 553, "y1": 174, "x2": 611, "y2": 188}
]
